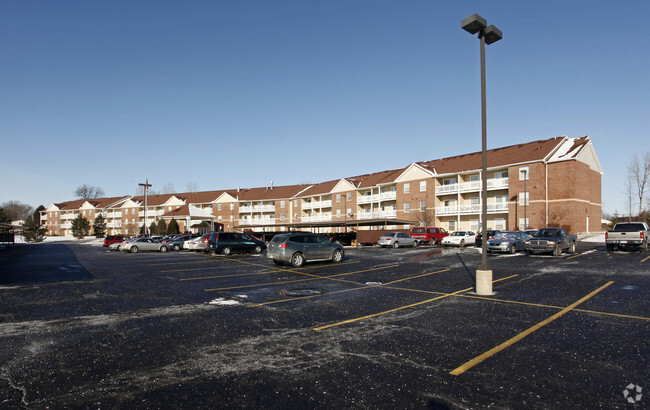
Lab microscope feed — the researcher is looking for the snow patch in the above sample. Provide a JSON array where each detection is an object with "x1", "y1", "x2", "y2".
[{"x1": 208, "y1": 297, "x2": 240, "y2": 306}]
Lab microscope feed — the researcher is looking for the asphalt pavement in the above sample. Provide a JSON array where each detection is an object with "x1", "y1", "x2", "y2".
[{"x1": 0, "y1": 239, "x2": 648, "y2": 408}]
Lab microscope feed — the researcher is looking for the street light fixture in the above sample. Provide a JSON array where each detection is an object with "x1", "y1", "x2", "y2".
[
  {"x1": 139, "y1": 178, "x2": 152, "y2": 236},
  {"x1": 462, "y1": 13, "x2": 502, "y2": 295},
  {"x1": 523, "y1": 169, "x2": 528, "y2": 230}
]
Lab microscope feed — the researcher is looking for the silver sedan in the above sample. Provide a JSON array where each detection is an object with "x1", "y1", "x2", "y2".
[
  {"x1": 378, "y1": 232, "x2": 419, "y2": 248},
  {"x1": 121, "y1": 238, "x2": 170, "y2": 253}
]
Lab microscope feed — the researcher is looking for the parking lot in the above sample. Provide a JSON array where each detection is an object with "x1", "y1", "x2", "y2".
[{"x1": 1, "y1": 238, "x2": 648, "y2": 408}]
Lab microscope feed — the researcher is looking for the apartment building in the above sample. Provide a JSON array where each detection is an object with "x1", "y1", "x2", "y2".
[{"x1": 42, "y1": 136, "x2": 602, "y2": 236}]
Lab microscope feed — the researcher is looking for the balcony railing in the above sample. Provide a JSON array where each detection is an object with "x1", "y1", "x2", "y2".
[
  {"x1": 435, "y1": 202, "x2": 509, "y2": 216},
  {"x1": 302, "y1": 215, "x2": 332, "y2": 223},
  {"x1": 357, "y1": 210, "x2": 397, "y2": 220},
  {"x1": 239, "y1": 205, "x2": 276, "y2": 213},
  {"x1": 302, "y1": 200, "x2": 332, "y2": 210},
  {"x1": 357, "y1": 191, "x2": 397, "y2": 204},
  {"x1": 435, "y1": 178, "x2": 509, "y2": 195},
  {"x1": 239, "y1": 218, "x2": 276, "y2": 225}
]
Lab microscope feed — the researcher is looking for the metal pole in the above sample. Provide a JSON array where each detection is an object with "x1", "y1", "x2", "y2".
[
  {"x1": 524, "y1": 170, "x2": 527, "y2": 230},
  {"x1": 479, "y1": 33, "x2": 489, "y2": 272}
]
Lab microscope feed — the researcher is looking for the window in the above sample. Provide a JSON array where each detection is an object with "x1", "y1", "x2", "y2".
[
  {"x1": 347, "y1": 192, "x2": 352, "y2": 201},
  {"x1": 336, "y1": 209, "x2": 341, "y2": 217},
  {"x1": 336, "y1": 194, "x2": 341, "y2": 203},
  {"x1": 494, "y1": 218, "x2": 505, "y2": 230},
  {"x1": 280, "y1": 213, "x2": 285, "y2": 221},
  {"x1": 229, "y1": 215, "x2": 234, "y2": 222},
  {"x1": 470, "y1": 174, "x2": 480, "y2": 182},
  {"x1": 495, "y1": 171, "x2": 508, "y2": 179},
  {"x1": 519, "y1": 217, "x2": 530, "y2": 230},
  {"x1": 495, "y1": 195, "x2": 508, "y2": 203},
  {"x1": 217, "y1": 204, "x2": 222, "y2": 211},
  {"x1": 420, "y1": 181, "x2": 426, "y2": 192},
  {"x1": 420, "y1": 201, "x2": 427, "y2": 212},
  {"x1": 230, "y1": 203, "x2": 234, "y2": 211},
  {"x1": 403, "y1": 183, "x2": 410, "y2": 194},
  {"x1": 470, "y1": 196, "x2": 480, "y2": 205},
  {"x1": 347, "y1": 208, "x2": 352, "y2": 217},
  {"x1": 294, "y1": 213, "x2": 298, "y2": 220},
  {"x1": 448, "y1": 220, "x2": 456, "y2": 231},
  {"x1": 470, "y1": 219, "x2": 479, "y2": 231},
  {"x1": 217, "y1": 216, "x2": 222, "y2": 222},
  {"x1": 443, "y1": 178, "x2": 456, "y2": 186},
  {"x1": 519, "y1": 192, "x2": 529, "y2": 206},
  {"x1": 294, "y1": 200, "x2": 298, "y2": 207},
  {"x1": 280, "y1": 201, "x2": 285, "y2": 208},
  {"x1": 444, "y1": 199, "x2": 456, "y2": 207},
  {"x1": 404, "y1": 202, "x2": 410, "y2": 213},
  {"x1": 519, "y1": 167, "x2": 530, "y2": 180}
]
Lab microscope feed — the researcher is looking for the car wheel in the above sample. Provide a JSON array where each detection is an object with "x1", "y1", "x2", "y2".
[
  {"x1": 510, "y1": 245, "x2": 516, "y2": 254},
  {"x1": 393, "y1": 242, "x2": 400, "y2": 249},
  {"x1": 173, "y1": 244, "x2": 180, "y2": 251},
  {"x1": 568, "y1": 242, "x2": 576, "y2": 254},
  {"x1": 606, "y1": 244, "x2": 614, "y2": 252},
  {"x1": 526, "y1": 250, "x2": 533, "y2": 256},
  {"x1": 253, "y1": 245, "x2": 262, "y2": 254},
  {"x1": 116, "y1": 245, "x2": 121, "y2": 251},
  {"x1": 273, "y1": 259, "x2": 283, "y2": 266},
  {"x1": 430, "y1": 238, "x2": 437, "y2": 246},
  {"x1": 222, "y1": 247, "x2": 232, "y2": 256},
  {"x1": 130, "y1": 246, "x2": 138, "y2": 253},
  {"x1": 460, "y1": 240, "x2": 465, "y2": 247},
  {"x1": 291, "y1": 253, "x2": 305, "y2": 268},
  {"x1": 160, "y1": 246, "x2": 168, "y2": 252},
  {"x1": 553, "y1": 246, "x2": 562, "y2": 256},
  {"x1": 332, "y1": 249, "x2": 343, "y2": 263},
  {"x1": 642, "y1": 240, "x2": 648, "y2": 252},
  {"x1": 413, "y1": 241, "x2": 419, "y2": 248}
]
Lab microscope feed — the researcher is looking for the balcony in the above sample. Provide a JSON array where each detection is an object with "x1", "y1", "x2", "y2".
[
  {"x1": 302, "y1": 200, "x2": 332, "y2": 210},
  {"x1": 435, "y1": 202, "x2": 509, "y2": 216},
  {"x1": 302, "y1": 215, "x2": 332, "y2": 223},
  {"x1": 357, "y1": 191, "x2": 396, "y2": 204},
  {"x1": 435, "y1": 178, "x2": 509, "y2": 195},
  {"x1": 357, "y1": 210, "x2": 397, "y2": 220},
  {"x1": 239, "y1": 218, "x2": 276, "y2": 226},
  {"x1": 240, "y1": 205, "x2": 276, "y2": 213}
]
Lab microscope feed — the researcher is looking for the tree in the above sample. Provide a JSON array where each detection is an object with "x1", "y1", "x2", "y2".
[
  {"x1": 93, "y1": 214, "x2": 107, "y2": 238},
  {"x1": 167, "y1": 219, "x2": 179, "y2": 234},
  {"x1": 75, "y1": 184, "x2": 105, "y2": 199},
  {"x1": 0, "y1": 207, "x2": 9, "y2": 223},
  {"x1": 22, "y1": 206, "x2": 46, "y2": 243},
  {"x1": 626, "y1": 152, "x2": 650, "y2": 217},
  {"x1": 161, "y1": 183, "x2": 176, "y2": 194},
  {"x1": 414, "y1": 208, "x2": 435, "y2": 227},
  {"x1": 0, "y1": 201, "x2": 33, "y2": 221},
  {"x1": 149, "y1": 222, "x2": 157, "y2": 235},
  {"x1": 156, "y1": 219, "x2": 167, "y2": 234},
  {"x1": 71, "y1": 214, "x2": 91, "y2": 239},
  {"x1": 186, "y1": 181, "x2": 199, "y2": 193}
]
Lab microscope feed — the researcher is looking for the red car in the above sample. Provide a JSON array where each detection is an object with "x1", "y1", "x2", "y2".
[
  {"x1": 103, "y1": 235, "x2": 128, "y2": 247},
  {"x1": 410, "y1": 227, "x2": 449, "y2": 245}
]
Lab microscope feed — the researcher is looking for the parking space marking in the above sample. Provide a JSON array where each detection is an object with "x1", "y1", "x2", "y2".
[
  {"x1": 204, "y1": 264, "x2": 400, "y2": 292},
  {"x1": 449, "y1": 281, "x2": 614, "y2": 376},
  {"x1": 566, "y1": 253, "x2": 586, "y2": 260},
  {"x1": 248, "y1": 268, "x2": 453, "y2": 307},
  {"x1": 641, "y1": 255, "x2": 650, "y2": 263},
  {"x1": 180, "y1": 272, "x2": 269, "y2": 281}
]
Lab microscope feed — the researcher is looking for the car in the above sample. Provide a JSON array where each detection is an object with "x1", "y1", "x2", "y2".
[
  {"x1": 409, "y1": 227, "x2": 449, "y2": 245},
  {"x1": 524, "y1": 229, "x2": 538, "y2": 237},
  {"x1": 267, "y1": 232, "x2": 344, "y2": 267},
  {"x1": 486, "y1": 231, "x2": 529, "y2": 254},
  {"x1": 166, "y1": 234, "x2": 197, "y2": 251},
  {"x1": 121, "y1": 238, "x2": 170, "y2": 253},
  {"x1": 441, "y1": 231, "x2": 476, "y2": 247},
  {"x1": 182, "y1": 234, "x2": 203, "y2": 250},
  {"x1": 206, "y1": 232, "x2": 267, "y2": 255},
  {"x1": 108, "y1": 240, "x2": 128, "y2": 251},
  {"x1": 377, "y1": 232, "x2": 419, "y2": 248},
  {"x1": 475, "y1": 230, "x2": 501, "y2": 247},
  {"x1": 103, "y1": 235, "x2": 127, "y2": 247}
]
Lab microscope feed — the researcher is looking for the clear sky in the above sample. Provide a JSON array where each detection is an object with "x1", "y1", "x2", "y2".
[{"x1": 1, "y1": 0, "x2": 648, "y2": 216}]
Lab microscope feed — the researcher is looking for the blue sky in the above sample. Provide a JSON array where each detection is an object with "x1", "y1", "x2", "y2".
[{"x1": 1, "y1": 0, "x2": 648, "y2": 216}]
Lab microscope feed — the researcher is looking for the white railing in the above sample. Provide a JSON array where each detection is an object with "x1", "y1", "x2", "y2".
[
  {"x1": 357, "y1": 210, "x2": 397, "y2": 220},
  {"x1": 435, "y1": 178, "x2": 509, "y2": 194},
  {"x1": 302, "y1": 215, "x2": 332, "y2": 223},
  {"x1": 60, "y1": 223, "x2": 72, "y2": 228},
  {"x1": 357, "y1": 192, "x2": 396, "y2": 204},
  {"x1": 239, "y1": 218, "x2": 275, "y2": 225},
  {"x1": 139, "y1": 209, "x2": 164, "y2": 217},
  {"x1": 436, "y1": 202, "x2": 509, "y2": 216},
  {"x1": 107, "y1": 222, "x2": 122, "y2": 228},
  {"x1": 240, "y1": 205, "x2": 275, "y2": 213},
  {"x1": 302, "y1": 200, "x2": 332, "y2": 210},
  {"x1": 380, "y1": 191, "x2": 397, "y2": 201}
]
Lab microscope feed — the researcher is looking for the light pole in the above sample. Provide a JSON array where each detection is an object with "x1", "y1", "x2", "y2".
[
  {"x1": 139, "y1": 178, "x2": 152, "y2": 236},
  {"x1": 462, "y1": 13, "x2": 502, "y2": 295},
  {"x1": 523, "y1": 169, "x2": 528, "y2": 230}
]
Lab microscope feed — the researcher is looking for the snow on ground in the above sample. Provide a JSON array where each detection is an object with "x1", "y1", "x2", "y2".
[{"x1": 577, "y1": 232, "x2": 605, "y2": 243}]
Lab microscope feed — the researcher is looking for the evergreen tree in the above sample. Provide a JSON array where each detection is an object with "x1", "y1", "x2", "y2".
[
  {"x1": 71, "y1": 214, "x2": 91, "y2": 239},
  {"x1": 167, "y1": 218, "x2": 179, "y2": 234},
  {"x1": 93, "y1": 214, "x2": 107, "y2": 238},
  {"x1": 22, "y1": 207, "x2": 47, "y2": 243},
  {"x1": 0, "y1": 207, "x2": 9, "y2": 223},
  {"x1": 139, "y1": 224, "x2": 145, "y2": 235},
  {"x1": 149, "y1": 222, "x2": 157, "y2": 235},
  {"x1": 156, "y1": 219, "x2": 167, "y2": 235}
]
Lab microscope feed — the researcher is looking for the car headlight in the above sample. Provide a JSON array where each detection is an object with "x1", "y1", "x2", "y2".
[{"x1": 547, "y1": 241, "x2": 556, "y2": 246}]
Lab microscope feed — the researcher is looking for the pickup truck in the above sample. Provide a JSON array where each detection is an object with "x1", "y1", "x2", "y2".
[
  {"x1": 605, "y1": 222, "x2": 649, "y2": 251},
  {"x1": 525, "y1": 228, "x2": 577, "y2": 256}
]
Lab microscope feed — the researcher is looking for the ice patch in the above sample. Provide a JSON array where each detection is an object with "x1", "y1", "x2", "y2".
[
  {"x1": 208, "y1": 298, "x2": 241, "y2": 306},
  {"x1": 365, "y1": 282, "x2": 383, "y2": 285}
]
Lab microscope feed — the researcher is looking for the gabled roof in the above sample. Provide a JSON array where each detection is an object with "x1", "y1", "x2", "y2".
[
  {"x1": 237, "y1": 184, "x2": 312, "y2": 201},
  {"x1": 299, "y1": 179, "x2": 340, "y2": 197},
  {"x1": 418, "y1": 137, "x2": 566, "y2": 175},
  {"x1": 161, "y1": 204, "x2": 214, "y2": 219},
  {"x1": 347, "y1": 168, "x2": 405, "y2": 189}
]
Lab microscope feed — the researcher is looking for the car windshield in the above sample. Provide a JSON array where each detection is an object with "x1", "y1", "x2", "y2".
[
  {"x1": 493, "y1": 232, "x2": 517, "y2": 240},
  {"x1": 384, "y1": 233, "x2": 395, "y2": 237},
  {"x1": 451, "y1": 231, "x2": 466, "y2": 236},
  {"x1": 412, "y1": 228, "x2": 425, "y2": 233},
  {"x1": 536, "y1": 229, "x2": 560, "y2": 237}
]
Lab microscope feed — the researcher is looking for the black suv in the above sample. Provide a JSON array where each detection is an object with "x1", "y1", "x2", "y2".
[{"x1": 206, "y1": 232, "x2": 266, "y2": 255}]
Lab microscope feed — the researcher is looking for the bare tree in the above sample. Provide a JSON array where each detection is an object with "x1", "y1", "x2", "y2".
[
  {"x1": 0, "y1": 201, "x2": 33, "y2": 221},
  {"x1": 135, "y1": 186, "x2": 159, "y2": 196},
  {"x1": 414, "y1": 208, "x2": 435, "y2": 227},
  {"x1": 75, "y1": 184, "x2": 105, "y2": 199},
  {"x1": 186, "y1": 181, "x2": 199, "y2": 193},
  {"x1": 627, "y1": 152, "x2": 650, "y2": 217},
  {"x1": 161, "y1": 183, "x2": 176, "y2": 194}
]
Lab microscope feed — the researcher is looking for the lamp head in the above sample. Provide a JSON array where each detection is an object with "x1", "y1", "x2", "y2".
[
  {"x1": 461, "y1": 14, "x2": 487, "y2": 35},
  {"x1": 484, "y1": 25, "x2": 503, "y2": 45}
]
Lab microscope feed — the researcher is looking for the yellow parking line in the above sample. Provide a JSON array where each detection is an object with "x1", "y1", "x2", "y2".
[
  {"x1": 313, "y1": 287, "x2": 474, "y2": 331},
  {"x1": 566, "y1": 253, "x2": 586, "y2": 260},
  {"x1": 180, "y1": 272, "x2": 268, "y2": 281},
  {"x1": 641, "y1": 255, "x2": 650, "y2": 263},
  {"x1": 449, "y1": 281, "x2": 614, "y2": 376}
]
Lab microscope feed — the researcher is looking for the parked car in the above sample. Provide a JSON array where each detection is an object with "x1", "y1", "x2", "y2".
[
  {"x1": 103, "y1": 235, "x2": 127, "y2": 247},
  {"x1": 486, "y1": 231, "x2": 528, "y2": 254},
  {"x1": 181, "y1": 234, "x2": 203, "y2": 250},
  {"x1": 267, "y1": 233, "x2": 344, "y2": 267},
  {"x1": 166, "y1": 234, "x2": 196, "y2": 251},
  {"x1": 328, "y1": 232, "x2": 356, "y2": 246},
  {"x1": 150, "y1": 235, "x2": 164, "y2": 242},
  {"x1": 605, "y1": 222, "x2": 649, "y2": 251},
  {"x1": 378, "y1": 232, "x2": 419, "y2": 248},
  {"x1": 475, "y1": 230, "x2": 501, "y2": 247},
  {"x1": 206, "y1": 232, "x2": 266, "y2": 255},
  {"x1": 441, "y1": 231, "x2": 476, "y2": 247},
  {"x1": 410, "y1": 227, "x2": 449, "y2": 245},
  {"x1": 121, "y1": 238, "x2": 170, "y2": 253},
  {"x1": 186, "y1": 235, "x2": 207, "y2": 251},
  {"x1": 108, "y1": 240, "x2": 128, "y2": 251},
  {"x1": 524, "y1": 229, "x2": 538, "y2": 237},
  {"x1": 525, "y1": 228, "x2": 577, "y2": 256}
]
